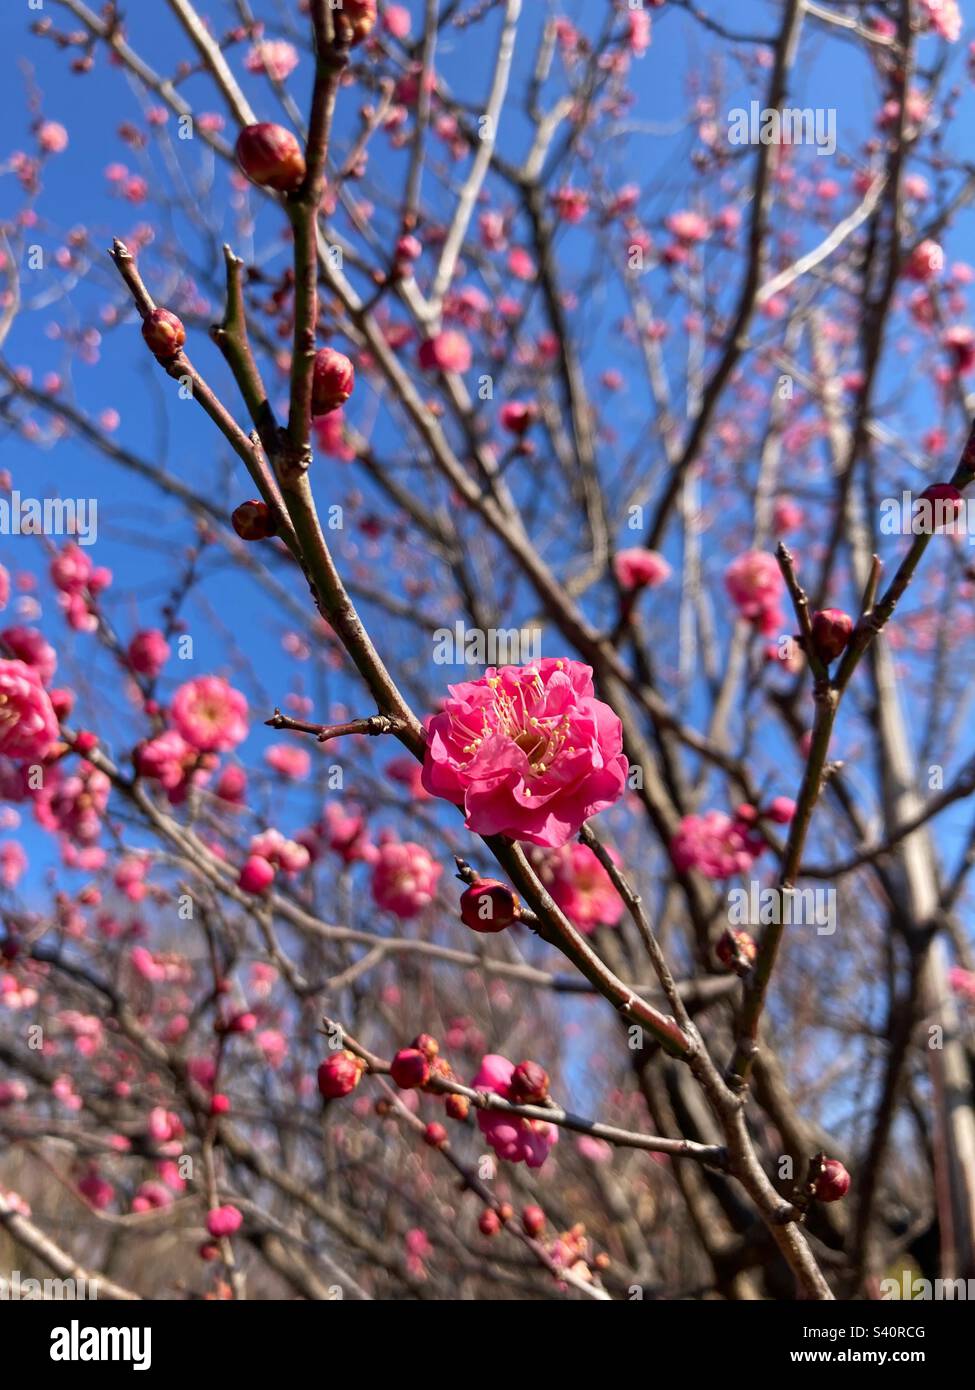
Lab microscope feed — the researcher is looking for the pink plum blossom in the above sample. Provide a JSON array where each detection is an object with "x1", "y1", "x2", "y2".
[
  {"x1": 171, "y1": 676, "x2": 248, "y2": 753},
  {"x1": 724, "y1": 551, "x2": 786, "y2": 636},
  {"x1": 670, "y1": 810, "x2": 767, "y2": 879},
  {"x1": 422, "y1": 659, "x2": 628, "y2": 848},
  {"x1": 0, "y1": 659, "x2": 59, "y2": 760},
  {"x1": 472, "y1": 1054, "x2": 558, "y2": 1168},
  {"x1": 371, "y1": 838, "x2": 442, "y2": 918},
  {"x1": 614, "y1": 548, "x2": 672, "y2": 591}
]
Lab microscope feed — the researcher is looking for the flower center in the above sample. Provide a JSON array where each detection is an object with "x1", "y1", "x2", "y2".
[{"x1": 448, "y1": 671, "x2": 577, "y2": 777}]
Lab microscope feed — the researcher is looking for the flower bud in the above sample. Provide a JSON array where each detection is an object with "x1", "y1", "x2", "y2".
[
  {"x1": 231, "y1": 499, "x2": 276, "y2": 541},
  {"x1": 423, "y1": 1122, "x2": 447, "y2": 1148},
  {"x1": 235, "y1": 122, "x2": 306, "y2": 192},
  {"x1": 225, "y1": 1011, "x2": 256, "y2": 1035},
  {"x1": 459, "y1": 878, "x2": 520, "y2": 933},
  {"x1": 317, "y1": 1049, "x2": 365, "y2": 1099},
  {"x1": 522, "y1": 1204, "x2": 545, "y2": 1237},
  {"x1": 395, "y1": 234, "x2": 422, "y2": 265},
  {"x1": 716, "y1": 928, "x2": 757, "y2": 970},
  {"x1": 499, "y1": 401, "x2": 539, "y2": 437},
  {"x1": 238, "y1": 854, "x2": 275, "y2": 895},
  {"x1": 478, "y1": 1208, "x2": 501, "y2": 1236},
  {"x1": 810, "y1": 608, "x2": 854, "y2": 665},
  {"x1": 509, "y1": 1060, "x2": 549, "y2": 1104},
  {"x1": 764, "y1": 796, "x2": 795, "y2": 825},
  {"x1": 206, "y1": 1204, "x2": 242, "y2": 1239},
  {"x1": 210, "y1": 1093, "x2": 231, "y2": 1116},
  {"x1": 141, "y1": 308, "x2": 186, "y2": 360},
  {"x1": 919, "y1": 482, "x2": 964, "y2": 530},
  {"x1": 814, "y1": 1157, "x2": 851, "y2": 1203},
  {"x1": 390, "y1": 1047, "x2": 430, "y2": 1090},
  {"x1": 311, "y1": 347, "x2": 355, "y2": 416},
  {"x1": 411, "y1": 1032, "x2": 439, "y2": 1060},
  {"x1": 334, "y1": 0, "x2": 378, "y2": 45},
  {"x1": 445, "y1": 1093, "x2": 470, "y2": 1121}
]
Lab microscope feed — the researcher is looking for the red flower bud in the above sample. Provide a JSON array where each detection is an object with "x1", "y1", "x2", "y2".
[
  {"x1": 810, "y1": 608, "x2": 854, "y2": 664},
  {"x1": 478, "y1": 1208, "x2": 501, "y2": 1237},
  {"x1": 509, "y1": 1060, "x2": 549, "y2": 1104},
  {"x1": 445, "y1": 1092, "x2": 470, "y2": 1121},
  {"x1": 522, "y1": 1204, "x2": 545, "y2": 1237},
  {"x1": 311, "y1": 347, "x2": 355, "y2": 416},
  {"x1": 225, "y1": 1011, "x2": 256, "y2": 1035},
  {"x1": 411, "y1": 1033, "x2": 439, "y2": 1060},
  {"x1": 317, "y1": 1049, "x2": 365, "y2": 1099},
  {"x1": 232, "y1": 499, "x2": 276, "y2": 541},
  {"x1": 235, "y1": 122, "x2": 306, "y2": 192},
  {"x1": 49, "y1": 689, "x2": 74, "y2": 721},
  {"x1": 716, "y1": 928, "x2": 757, "y2": 970},
  {"x1": 459, "y1": 878, "x2": 520, "y2": 933},
  {"x1": 73, "y1": 730, "x2": 98, "y2": 754},
  {"x1": 206, "y1": 1204, "x2": 242, "y2": 1239},
  {"x1": 141, "y1": 308, "x2": 186, "y2": 360},
  {"x1": 239, "y1": 854, "x2": 275, "y2": 895},
  {"x1": 499, "y1": 401, "x2": 539, "y2": 437},
  {"x1": 814, "y1": 1157, "x2": 851, "y2": 1203},
  {"x1": 333, "y1": 0, "x2": 378, "y2": 45},
  {"x1": 210, "y1": 1093, "x2": 231, "y2": 1116},
  {"x1": 390, "y1": 1047, "x2": 430, "y2": 1090},
  {"x1": 395, "y1": 234, "x2": 422, "y2": 264},
  {"x1": 919, "y1": 482, "x2": 964, "y2": 530},
  {"x1": 423, "y1": 1122, "x2": 447, "y2": 1148}
]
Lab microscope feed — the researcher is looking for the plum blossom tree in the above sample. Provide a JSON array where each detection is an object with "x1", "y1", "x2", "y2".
[{"x1": 0, "y1": 0, "x2": 974, "y2": 1310}]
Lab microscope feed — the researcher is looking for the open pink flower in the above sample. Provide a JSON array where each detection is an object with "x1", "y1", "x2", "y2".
[
  {"x1": 614, "y1": 548, "x2": 671, "y2": 591},
  {"x1": 0, "y1": 840, "x2": 27, "y2": 888},
  {"x1": 919, "y1": 0, "x2": 962, "y2": 42},
  {"x1": 371, "y1": 839, "x2": 442, "y2": 918},
  {"x1": 136, "y1": 729, "x2": 199, "y2": 791},
  {"x1": 422, "y1": 659, "x2": 628, "y2": 848},
  {"x1": 472, "y1": 1054, "x2": 558, "y2": 1168},
  {"x1": 534, "y1": 842, "x2": 624, "y2": 933},
  {"x1": 724, "y1": 551, "x2": 785, "y2": 636},
  {"x1": 127, "y1": 629, "x2": 170, "y2": 678},
  {"x1": 38, "y1": 121, "x2": 68, "y2": 154},
  {"x1": 1, "y1": 627, "x2": 57, "y2": 686},
  {"x1": 418, "y1": 330, "x2": 471, "y2": 374},
  {"x1": 0, "y1": 659, "x2": 59, "y2": 760},
  {"x1": 670, "y1": 810, "x2": 766, "y2": 880},
  {"x1": 321, "y1": 801, "x2": 377, "y2": 864},
  {"x1": 264, "y1": 743, "x2": 311, "y2": 780},
  {"x1": 666, "y1": 210, "x2": 709, "y2": 243},
  {"x1": 244, "y1": 39, "x2": 299, "y2": 81},
  {"x1": 171, "y1": 676, "x2": 248, "y2": 753}
]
